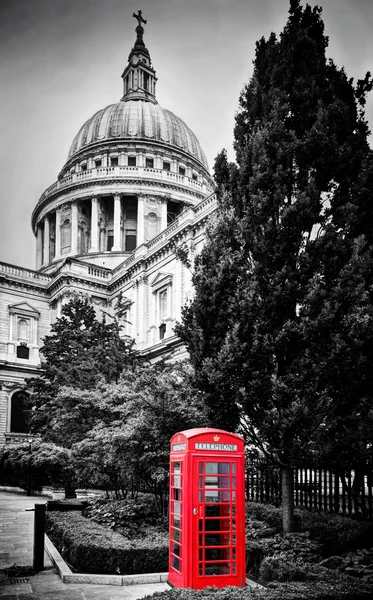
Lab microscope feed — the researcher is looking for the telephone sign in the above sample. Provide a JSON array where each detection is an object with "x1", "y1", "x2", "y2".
[{"x1": 168, "y1": 428, "x2": 246, "y2": 589}]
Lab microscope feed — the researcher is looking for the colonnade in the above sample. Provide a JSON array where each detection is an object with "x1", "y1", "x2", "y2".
[{"x1": 35, "y1": 193, "x2": 169, "y2": 269}]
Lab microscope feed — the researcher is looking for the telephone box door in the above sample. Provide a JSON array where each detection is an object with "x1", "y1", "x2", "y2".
[{"x1": 192, "y1": 456, "x2": 245, "y2": 588}]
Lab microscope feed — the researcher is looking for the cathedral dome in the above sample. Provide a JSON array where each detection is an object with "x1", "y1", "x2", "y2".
[{"x1": 67, "y1": 100, "x2": 209, "y2": 170}]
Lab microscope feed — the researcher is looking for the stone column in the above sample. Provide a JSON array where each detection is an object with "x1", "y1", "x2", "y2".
[
  {"x1": 55, "y1": 208, "x2": 61, "y2": 260},
  {"x1": 89, "y1": 196, "x2": 99, "y2": 252},
  {"x1": 160, "y1": 198, "x2": 168, "y2": 230},
  {"x1": 137, "y1": 274, "x2": 148, "y2": 348},
  {"x1": 71, "y1": 202, "x2": 78, "y2": 254},
  {"x1": 43, "y1": 215, "x2": 50, "y2": 265},
  {"x1": 112, "y1": 193, "x2": 122, "y2": 251},
  {"x1": 137, "y1": 194, "x2": 145, "y2": 245},
  {"x1": 174, "y1": 248, "x2": 183, "y2": 322},
  {"x1": 35, "y1": 225, "x2": 43, "y2": 270}
]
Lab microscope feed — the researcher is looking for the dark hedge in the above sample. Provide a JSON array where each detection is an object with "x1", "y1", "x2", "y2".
[{"x1": 45, "y1": 511, "x2": 168, "y2": 575}]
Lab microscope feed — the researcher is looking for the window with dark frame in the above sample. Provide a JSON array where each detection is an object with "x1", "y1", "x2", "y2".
[
  {"x1": 146, "y1": 157, "x2": 154, "y2": 168},
  {"x1": 128, "y1": 156, "x2": 137, "y2": 167},
  {"x1": 159, "y1": 323, "x2": 166, "y2": 340},
  {"x1": 17, "y1": 345, "x2": 30, "y2": 359},
  {"x1": 179, "y1": 166, "x2": 186, "y2": 176},
  {"x1": 111, "y1": 157, "x2": 118, "y2": 167},
  {"x1": 163, "y1": 161, "x2": 171, "y2": 172}
]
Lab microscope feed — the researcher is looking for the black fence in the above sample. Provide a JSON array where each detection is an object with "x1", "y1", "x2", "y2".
[{"x1": 246, "y1": 463, "x2": 373, "y2": 520}]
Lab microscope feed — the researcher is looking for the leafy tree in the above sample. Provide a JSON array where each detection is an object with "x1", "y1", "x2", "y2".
[
  {"x1": 176, "y1": 0, "x2": 373, "y2": 532},
  {"x1": 27, "y1": 294, "x2": 135, "y2": 444},
  {"x1": 72, "y1": 361, "x2": 210, "y2": 514}
]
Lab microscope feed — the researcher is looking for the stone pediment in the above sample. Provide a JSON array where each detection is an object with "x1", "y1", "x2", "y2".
[
  {"x1": 150, "y1": 271, "x2": 173, "y2": 291},
  {"x1": 8, "y1": 302, "x2": 40, "y2": 317}
]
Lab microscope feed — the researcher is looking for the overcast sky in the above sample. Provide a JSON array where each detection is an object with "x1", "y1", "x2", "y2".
[{"x1": 0, "y1": 0, "x2": 372, "y2": 270}]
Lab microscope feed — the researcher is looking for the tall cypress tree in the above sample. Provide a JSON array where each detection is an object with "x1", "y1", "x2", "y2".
[{"x1": 176, "y1": 0, "x2": 373, "y2": 532}]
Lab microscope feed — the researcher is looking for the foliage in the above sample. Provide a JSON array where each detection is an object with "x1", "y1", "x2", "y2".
[
  {"x1": 259, "y1": 555, "x2": 342, "y2": 583},
  {"x1": 175, "y1": 0, "x2": 373, "y2": 532},
  {"x1": 0, "y1": 441, "x2": 72, "y2": 490},
  {"x1": 45, "y1": 511, "x2": 168, "y2": 575},
  {"x1": 27, "y1": 295, "x2": 136, "y2": 446},
  {"x1": 71, "y1": 361, "x2": 210, "y2": 512},
  {"x1": 141, "y1": 581, "x2": 373, "y2": 600},
  {"x1": 246, "y1": 501, "x2": 373, "y2": 555},
  {"x1": 83, "y1": 494, "x2": 162, "y2": 538},
  {"x1": 259, "y1": 532, "x2": 323, "y2": 564}
]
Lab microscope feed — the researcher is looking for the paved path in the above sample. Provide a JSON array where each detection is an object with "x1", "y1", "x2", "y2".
[{"x1": 0, "y1": 491, "x2": 169, "y2": 599}]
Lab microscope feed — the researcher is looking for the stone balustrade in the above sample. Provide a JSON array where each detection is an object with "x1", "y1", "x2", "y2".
[
  {"x1": 0, "y1": 262, "x2": 51, "y2": 282},
  {"x1": 36, "y1": 166, "x2": 213, "y2": 208}
]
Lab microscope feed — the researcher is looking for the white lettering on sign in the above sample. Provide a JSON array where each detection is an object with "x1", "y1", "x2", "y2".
[
  {"x1": 172, "y1": 443, "x2": 186, "y2": 451},
  {"x1": 195, "y1": 443, "x2": 238, "y2": 451}
]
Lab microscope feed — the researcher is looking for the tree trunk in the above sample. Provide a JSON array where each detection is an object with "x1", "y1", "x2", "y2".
[{"x1": 281, "y1": 466, "x2": 295, "y2": 533}]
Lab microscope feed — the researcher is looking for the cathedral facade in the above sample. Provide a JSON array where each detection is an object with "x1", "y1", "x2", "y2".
[{"x1": 0, "y1": 14, "x2": 217, "y2": 444}]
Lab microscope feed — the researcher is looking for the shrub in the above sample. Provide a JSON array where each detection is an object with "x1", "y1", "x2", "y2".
[
  {"x1": 83, "y1": 494, "x2": 159, "y2": 533},
  {"x1": 140, "y1": 581, "x2": 373, "y2": 600},
  {"x1": 246, "y1": 501, "x2": 373, "y2": 555},
  {"x1": 45, "y1": 511, "x2": 168, "y2": 574},
  {"x1": 0, "y1": 441, "x2": 72, "y2": 491},
  {"x1": 258, "y1": 555, "x2": 356, "y2": 584},
  {"x1": 296, "y1": 510, "x2": 373, "y2": 554},
  {"x1": 246, "y1": 503, "x2": 283, "y2": 533},
  {"x1": 259, "y1": 532, "x2": 323, "y2": 563}
]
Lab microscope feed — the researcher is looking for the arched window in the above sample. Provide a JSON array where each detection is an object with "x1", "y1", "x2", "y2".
[
  {"x1": 10, "y1": 391, "x2": 30, "y2": 433},
  {"x1": 146, "y1": 211, "x2": 159, "y2": 241},
  {"x1": 61, "y1": 219, "x2": 71, "y2": 254},
  {"x1": 17, "y1": 318, "x2": 29, "y2": 341}
]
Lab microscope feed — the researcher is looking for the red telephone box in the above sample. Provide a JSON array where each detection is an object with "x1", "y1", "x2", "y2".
[{"x1": 168, "y1": 428, "x2": 246, "y2": 589}]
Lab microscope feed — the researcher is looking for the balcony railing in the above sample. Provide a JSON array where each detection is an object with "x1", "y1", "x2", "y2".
[
  {"x1": 0, "y1": 262, "x2": 51, "y2": 283},
  {"x1": 36, "y1": 166, "x2": 213, "y2": 207}
]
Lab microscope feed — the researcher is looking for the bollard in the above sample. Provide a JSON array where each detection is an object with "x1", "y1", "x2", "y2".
[{"x1": 33, "y1": 503, "x2": 46, "y2": 572}]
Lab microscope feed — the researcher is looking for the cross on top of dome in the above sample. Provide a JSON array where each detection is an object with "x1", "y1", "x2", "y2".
[
  {"x1": 121, "y1": 9, "x2": 157, "y2": 104},
  {"x1": 133, "y1": 10, "x2": 147, "y2": 49}
]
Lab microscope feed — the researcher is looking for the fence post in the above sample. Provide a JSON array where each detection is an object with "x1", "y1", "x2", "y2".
[{"x1": 33, "y1": 503, "x2": 46, "y2": 572}]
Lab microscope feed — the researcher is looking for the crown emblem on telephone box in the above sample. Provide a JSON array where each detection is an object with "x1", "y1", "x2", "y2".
[{"x1": 213, "y1": 435, "x2": 220, "y2": 442}]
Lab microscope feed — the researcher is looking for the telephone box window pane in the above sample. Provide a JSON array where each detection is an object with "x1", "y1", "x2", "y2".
[
  {"x1": 205, "y1": 505, "x2": 233, "y2": 517},
  {"x1": 199, "y1": 462, "x2": 203, "y2": 474},
  {"x1": 172, "y1": 557, "x2": 181, "y2": 572},
  {"x1": 205, "y1": 462, "x2": 230, "y2": 475},
  {"x1": 173, "y1": 475, "x2": 181, "y2": 488},
  {"x1": 205, "y1": 491, "x2": 230, "y2": 502},
  {"x1": 205, "y1": 476, "x2": 230, "y2": 489},
  {"x1": 173, "y1": 529, "x2": 181, "y2": 543},
  {"x1": 205, "y1": 563, "x2": 230, "y2": 576},
  {"x1": 232, "y1": 520, "x2": 236, "y2": 531},
  {"x1": 205, "y1": 533, "x2": 230, "y2": 546},
  {"x1": 173, "y1": 462, "x2": 181, "y2": 474},
  {"x1": 232, "y1": 464, "x2": 236, "y2": 474},
  {"x1": 204, "y1": 519, "x2": 230, "y2": 532},
  {"x1": 173, "y1": 515, "x2": 181, "y2": 528},
  {"x1": 174, "y1": 502, "x2": 181, "y2": 515},
  {"x1": 232, "y1": 491, "x2": 236, "y2": 502},
  {"x1": 232, "y1": 562, "x2": 236, "y2": 574},
  {"x1": 173, "y1": 488, "x2": 181, "y2": 501},
  {"x1": 173, "y1": 543, "x2": 181, "y2": 557},
  {"x1": 232, "y1": 477, "x2": 236, "y2": 488},
  {"x1": 231, "y1": 506, "x2": 236, "y2": 516},
  {"x1": 199, "y1": 564, "x2": 203, "y2": 576}
]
